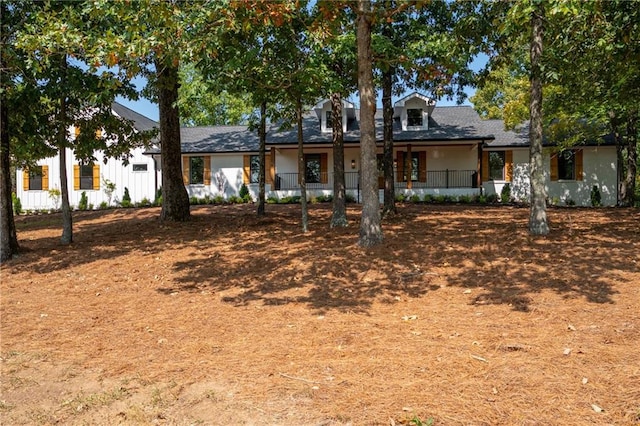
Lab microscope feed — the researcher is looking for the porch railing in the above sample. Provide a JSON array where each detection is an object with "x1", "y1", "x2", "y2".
[{"x1": 273, "y1": 169, "x2": 477, "y2": 190}]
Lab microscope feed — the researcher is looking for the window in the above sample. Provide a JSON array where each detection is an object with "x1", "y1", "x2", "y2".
[
  {"x1": 190, "y1": 156, "x2": 204, "y2": 184},
  {"x1": 396, "y1": 151, "x2": 426, "y2": 182},
  {"x1": 80, "y1": 164, "x2": 94, "y2": 190},
  {"x1": 558, "y1": 150, "x2": 575, "y2": 180},
  {"x1": 488, "y1": 151, "x2": 505, "y2": 180},
  {"x1": 407, "y1": 108, "x2": 423, "y2": 127},
  {"x1": 305, "y1": 154, "x2": 322, "y2": 183},
  {"x1": 249, "y1": 155, "x2": 260, "y2": 184},
  {"x1": 325, "y1": 110, "x2": 333, "y2": 131},
  {"x1": 132, "y1": 164, "x2": 148, "y2": 172},
  {"x1": 29, "y1": 166, "x2": 44, "y2": 190}
]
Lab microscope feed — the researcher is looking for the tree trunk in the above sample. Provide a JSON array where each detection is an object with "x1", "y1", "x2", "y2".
[
  {"x1": 528, "y1": 3, "x2": 549, "y2": 236},
  {"x1": 0, "y1": 80, "x2": 19, "y2": 262},
  {"x1": 382, "y1": 65, "x2": 396, "y2": 217},
  {"x1": 257, "y1": 101, "x2": 267, "y2": 216},
  {"x1": 156, "y1": 60, "x2": 190, "y2": 222},
  {"x1": 58, "y1": 54, "x2": 73, "y2": 244},
  {"x1": 357, "y1": 0, "x2": 383, "y2": 247},
  {"x1": 297, "y1": 98, "x2": 308, "y2": 232},
  {"x1": 609, "y1": 110, "x2": 626, "y2": 205},
  {"x1": 623, "y1": 110, "x2": 638, "y2": 206},
  {"x1": 330, "y1": 92, "x2": 348, "y2": 228}
]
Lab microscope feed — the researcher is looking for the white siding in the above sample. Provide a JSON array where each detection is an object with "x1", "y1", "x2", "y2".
[{"x1": 17, "y1": 147, "x2": 157, "y2": 211}]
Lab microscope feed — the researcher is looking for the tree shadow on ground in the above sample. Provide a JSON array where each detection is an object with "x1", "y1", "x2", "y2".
[{"x1": 159, "y1": 204, "x2": 635, "y2": 313}]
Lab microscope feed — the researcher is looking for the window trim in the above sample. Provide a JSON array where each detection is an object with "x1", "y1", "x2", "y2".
[
  {"x1": 249, "y1": 155, "x2": 260, "y2": 184},
  {"x1": 488, "y1": 151, "x2": 506, "y2": 181},
  {"x1": 79, "y1": 163, "x2": 95, "y2": 190},
  {"x1": 28, "y1": 166, "x2": 44, "y2": 190},
  {"x1": 189, "y1": 156, "x2": 205, "y2": 185},
  {"x1": 132, "y1": 163, "x2": 148, "y2": 172}
]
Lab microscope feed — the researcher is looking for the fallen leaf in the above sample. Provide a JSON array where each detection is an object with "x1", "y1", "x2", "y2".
[
  {"x1": 402, "y1": 315, "x2": 418, "y2": 321},
  {"x1": 591, "y1": 404, "x2": 603, "y2": 413},
  {"x1": 563, "y1": 348, "x2": 572, "y2": 355},
  {"x1": 567, "y1": 324, "x2": 576, "y2": 331},
  {"x1": 582, "y1": 377, "x2": 588, "y2": 385}
]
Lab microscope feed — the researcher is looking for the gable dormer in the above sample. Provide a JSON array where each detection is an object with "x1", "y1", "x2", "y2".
[
  {"x1": 393, "y1": 92, "x2": 436, "y2": 131},
  {"x1": 313, "y1": 99, "x2": 356, "y2": 133}
]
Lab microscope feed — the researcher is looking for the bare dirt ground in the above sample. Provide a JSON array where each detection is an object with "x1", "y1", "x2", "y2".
[{"x1": 1, "y1": 203, "x2": 639, "y2": 425}]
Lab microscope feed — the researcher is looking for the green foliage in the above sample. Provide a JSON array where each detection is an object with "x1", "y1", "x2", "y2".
[
  {"x1": 345, "y1": 193, "x2": 357, "y2": 203},
  {"x1": 395, "y1": 193, "x2": 407, "y2": 202},
  {"x1": 315, "y1": 194, "x2": 333, "y2": 203},
  {"x1": 409, "y1": 194, "x2": 421, "y2": 203},
  {"x1": 590, "y1": 185, "x2": 602, "y2": 207},
  {"x1": 78, "y1": 192, "x2": 89, "y2": 211},
  {"x1": 458, "y1": 194, "x2": 472, "y2": 204},
  {"x1": 564, "y1": 197, "x2": 576, "y2": 206},
  {"x1": 267, "y1": 195, "x2": 279, "y2": 204},
  {"x1": 102, "y1": 178, "x2": 116, "y2": 206},
  {"x1": 238, "y1": 184, "x2": 252, "y2": 203},
  {"x1": 48, "y1": 187, "x2": 61, "y2": 209},
  {"x1": 121, "y1": 187, "x2": 132, "y2": 208},
  {"x1": 98, "y1": 201, "x2": 109, "y2": 210},
  {"x1": 408, "y1": 415, "x2": 434, "y2": 426},
  {"x1": 486, "y1": 193, "x2": 499, "y2": 204},
  {"x1": 423, "y1": 194, "x2": 434, "y2": 203},
  {"x1": 137, "y1": 198, "x2": 152, "y2": 208},
  {"x1": 12, "y1": 193, "x2": 22, "y2": 216},
  {"x1": 500, "y1": 183, "x2": 512, "y2": 203}
]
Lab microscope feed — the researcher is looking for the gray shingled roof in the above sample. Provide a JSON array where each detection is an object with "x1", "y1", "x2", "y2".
[
  {"x1": 111, "y1": 102, "x2": 158, "y2": 132},
  {"x1": 148, "y1": 105, "x2": 539, "y2": 154}
]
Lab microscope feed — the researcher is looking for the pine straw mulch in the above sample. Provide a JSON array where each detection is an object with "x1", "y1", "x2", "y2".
[{"x1": 1, "y1": 203, "x2": 639, "y2": 425}]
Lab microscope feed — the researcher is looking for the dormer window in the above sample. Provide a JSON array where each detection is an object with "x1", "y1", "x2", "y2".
[
  {"x1": 325, "y1": 110, "x2": 333, "y2": 131},
  {"x1": 407, "y1": 109, "x2": 423, "y2": 127}
]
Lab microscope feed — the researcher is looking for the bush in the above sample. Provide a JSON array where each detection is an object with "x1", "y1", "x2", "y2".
[
  {"x1": 137, "y1": 197, "x2": 152, "y2": 207},
  {"x1": 98, "y1": 201, "x2": 109, "y2": 210},
  {"x1": 315, "y1": 194, "x2": 333, "y2": 203},
  {"x1": 238, "y1": 183, "x2": 251, "y2": 203},
  {"x1": 590, "y1": 185, "x2": 602, "y2": 207},
  {"x1": 458, "y1": 194, "x2": 472, "y2": 204},
  {"x1": 345, "y1": 193, "x2": 357, "y2": 203},
  {"x1": 12, "y1": 193, "x2": 22, "y2": 215},
  {"x1": 564, "y1": 197, "x2": 576, "y2": 206},
  {"x1": 395, "y1": 193, "x2": 406, "y2": 202},
  {"x1": 154, "y1": 187, "x2": 163, "y2": 204},
  {"x1": 78, "y1": 191, "x2": 89, "y2": 210},
  {"x1": 121, "y1": 187, "x2": 132, "y2": 208},
  {"x1": 213, "y1": 194, "x2": 226, "y2": 204},
  {"x1": 486, "y1": 193, "x2": 499, "y2": 203},
  {"x1": 266, "y1": 195, "x2": 279, "y2": 204},
  {"x1": 409, "y1": 194, "x2": 421, "y2": 203},
  {"x1": 433, "y1": 195, "x2": 446, "y2": 203},
  {"x1": 500, "y1": 183, "x2": 511, "y2": 203}
]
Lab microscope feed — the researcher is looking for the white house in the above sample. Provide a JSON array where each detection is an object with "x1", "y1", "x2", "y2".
[
  {"x1": 16, "y1": 103, "x2": 159, "y2": 211},
  {"x1": 16, "y1": 93, "x2": 619, "y2": 209}
]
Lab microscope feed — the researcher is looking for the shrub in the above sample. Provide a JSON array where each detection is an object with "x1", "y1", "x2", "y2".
[
  {"x1": 345, "y1": 193, "x2": 357, "y2": 203},
  {"x1": 409, "y1": 194, "x2": 421, "y2": 203},
  {"x1": 12, "y1": 193, "x2": 22, "y2": 215},
  {"x1": 266, "y1": 195, "x2": 279, "y2": 204},
  {"x1": 433, "y1": 195, "x2": 446, "y2": 203},
  {"x1": 98, "y1": 201, "x2": 108, "y2": 210},
  {"x1": 154, "y1": 187, "x2": 163, "y2": 204},
  {"x1": 78, "y1": 191, "x2": 89, "y2": 210},
  {"x1": 564, "y1": 197, "x2": 576, "y2": 206},
  {"x1": 422, "y1": 194, "x2": 434, "y2": 203},
  {"x1": 48, "y1": 187, "x2": 61, "y2": 209},
  {"x1": 238, "y1": 183, "x2": 251, "y2": 203},
  {"x1": 137, "y1": 197, "x2": 152, "y2": 207},
  {"x1": 500, "y1": 183, "x2": 511, "y2": 203},
  {"x1": 189, "y1": 196, "x2": 199, "y2": 205},
  {"x1": 477, "y1": 195, "x2": 487, "y2": 204},
  {"x1": 213, "y1": 194, "x2": 226, "y2": 204},
  {"x1": 121, "y1": 187, "x2": 132, "y2": 207},
  {"x1": 486, "y1": 193, "x2": 499, "y2": 203},
  {"x1": 590, "y1": 185, "x2": 602, "y2": 207},
  {"x1": 458, "y1": 194, "x2": 472, "y2": 204},
  {"x1": 315, "y1": 194, "x2": 333, "y2": 203},
  {"x1": 228, "y1": 195, "x2": 242, "y2": 204},
  {"x1": 102, "y1": 178, "x2": 116, "y2": 206},
  {"x1": 395, "y1": 193, "x2": 406, "y2": 202}
]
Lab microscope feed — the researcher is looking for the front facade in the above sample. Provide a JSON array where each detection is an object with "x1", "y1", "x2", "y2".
[{"x1": 16, "y1": 93, "x2": 619, "y2": 210}]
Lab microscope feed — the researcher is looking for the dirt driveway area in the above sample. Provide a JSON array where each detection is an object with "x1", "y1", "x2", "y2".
[{"x1": 2, "y1": 203, "x2": 639, "y2": 425}]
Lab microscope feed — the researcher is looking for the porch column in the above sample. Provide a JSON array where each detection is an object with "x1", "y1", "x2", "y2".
[
  {"x1": 407, "y1": 144, "x2": 412, "y2": 190},
  {"x1": 270, "y1": 147, "x2": 276, "y2": 184},
  {"x1": 477, "y1": 142, "x2": 483, "y2": 189}
]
